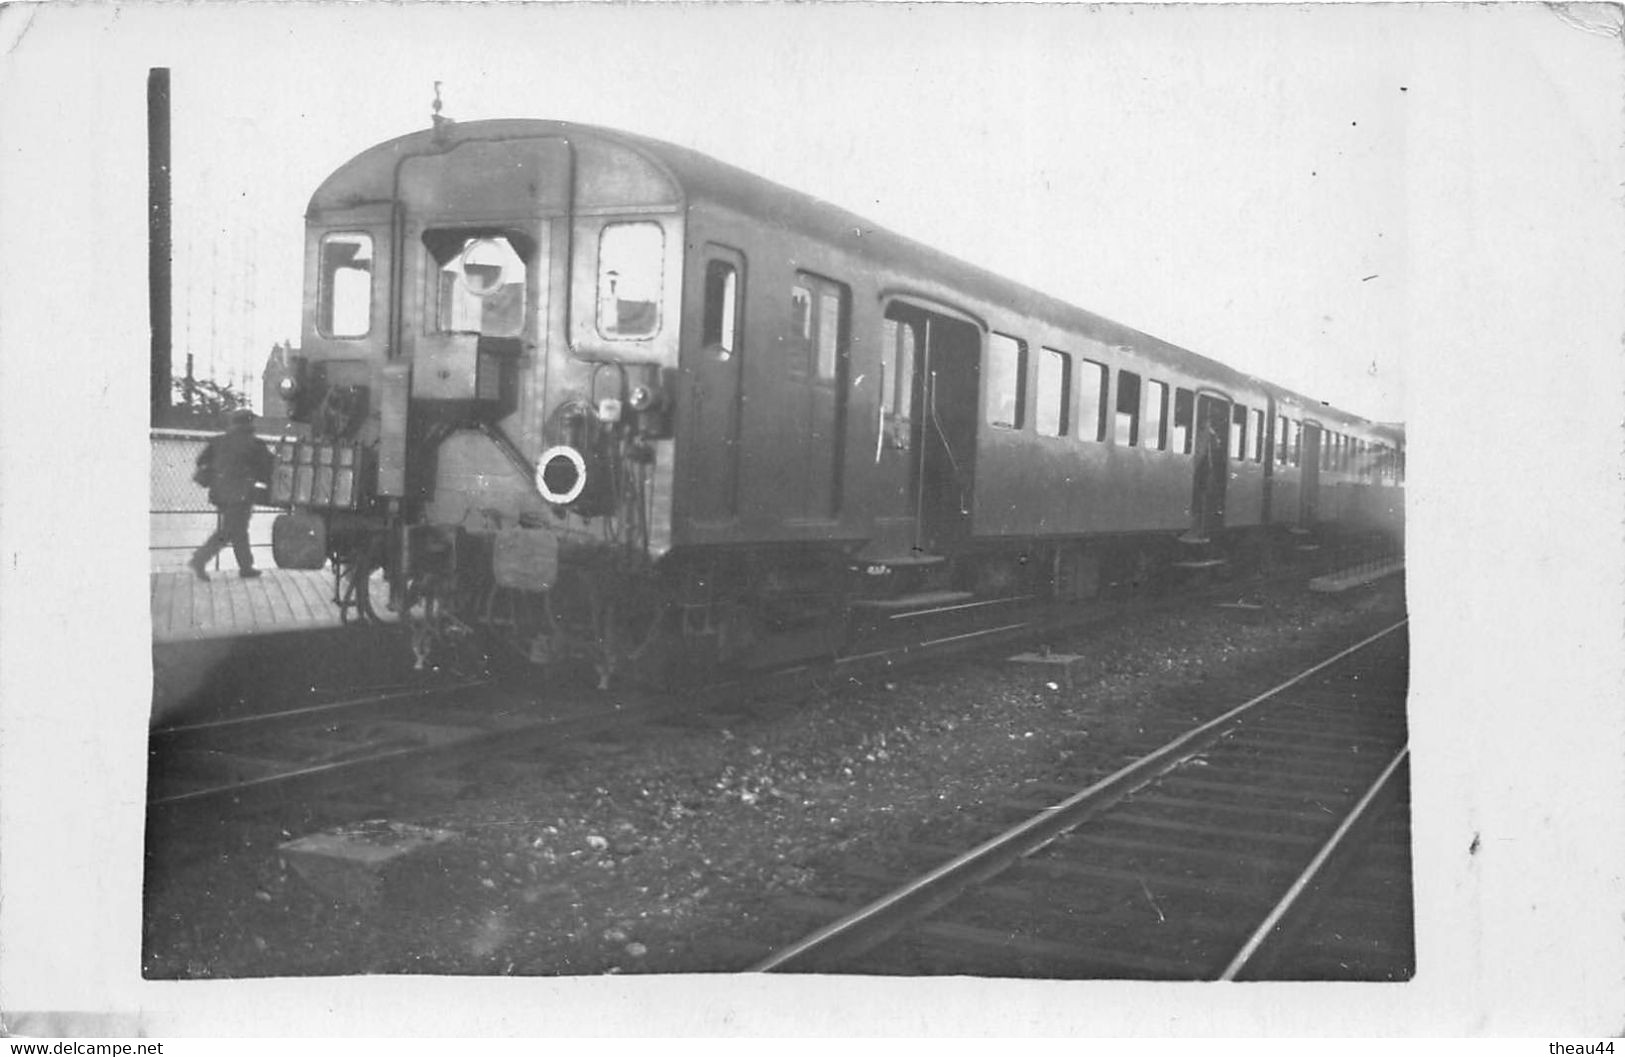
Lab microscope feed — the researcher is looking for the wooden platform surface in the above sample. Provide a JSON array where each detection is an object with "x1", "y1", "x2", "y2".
[{"x1": 150, "y1": 566, "x2": 391, "y2": 643}]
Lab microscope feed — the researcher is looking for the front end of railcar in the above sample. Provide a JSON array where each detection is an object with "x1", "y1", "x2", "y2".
[{"x1": 269, "y1": 119, "x2": 684, "y2": 685}]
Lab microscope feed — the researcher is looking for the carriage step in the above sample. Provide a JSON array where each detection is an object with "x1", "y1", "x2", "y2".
[
  {"x1": 853, "y1": 589, "x2": 975, "y2": 612},
  {"x1": 1172, "y1": 559, "x2": 1228, "y2": 570}
]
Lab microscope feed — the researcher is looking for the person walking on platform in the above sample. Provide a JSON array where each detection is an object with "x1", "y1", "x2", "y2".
[{"x1": 189, "y1": 408, "x2": 274, "y2": 581}]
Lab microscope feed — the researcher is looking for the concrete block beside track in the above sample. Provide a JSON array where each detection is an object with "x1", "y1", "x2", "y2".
[
  {"x1": 280, "y1": 820, "x2": 459, "y2": 907},
  {"x1": 1008, "y1": 650, "x2": 1088, "y2": 689}
]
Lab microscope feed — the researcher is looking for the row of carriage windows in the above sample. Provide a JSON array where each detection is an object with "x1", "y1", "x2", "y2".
[
  {"x1": 318, "y1": 228, "x2": 1402, "y2": 485},
  {"x1": 986, "y1": 333, "x2": 1402, "y2": 481},
  {"x1": 675, "y1": 244, "x2": 1400, "y2": 482}
]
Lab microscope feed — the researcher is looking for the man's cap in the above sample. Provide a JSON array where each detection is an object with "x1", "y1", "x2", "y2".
[{"x1": 230, "y1": 409, "x2": 256, "y2": 425}]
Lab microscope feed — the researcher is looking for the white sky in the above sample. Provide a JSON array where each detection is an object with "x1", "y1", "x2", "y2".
[
  {"x1": 161, "y1": 2, "x2": 1439, "y2": 422},
  {"x1": 2, "y1": 0, "x2": 1624, "y2": 1038}
]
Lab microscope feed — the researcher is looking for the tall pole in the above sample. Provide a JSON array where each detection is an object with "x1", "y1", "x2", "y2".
[{"x1": 148, "y1": 67, "x2": 172, "y2": 425}]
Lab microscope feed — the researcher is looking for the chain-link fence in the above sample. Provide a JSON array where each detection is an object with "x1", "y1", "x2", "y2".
[{"x1": 150, "y1": 428, "x2": 281, "y2": 572}]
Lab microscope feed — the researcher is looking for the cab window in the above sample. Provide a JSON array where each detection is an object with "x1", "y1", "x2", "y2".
[
  {"x1": 597, "y1": 222, "x2": 664, "y2": 340},
  {"x1": 424, "y1": 231, "x2": 528, "y2": 338},
  {"x1": 318, "y1": 232, "x2": 374, "y2": 338}
]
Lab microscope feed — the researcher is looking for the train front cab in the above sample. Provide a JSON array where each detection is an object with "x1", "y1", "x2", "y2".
[{"x1": 272, "y1": 124, "x2": 700, "y2": 679}]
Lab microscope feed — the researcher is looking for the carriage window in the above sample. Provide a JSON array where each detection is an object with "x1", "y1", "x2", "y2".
[
  {"x1": 1290, "y1": 421, "x2": 1301, "y2": 466},
  {"x1": 791, "y1": 286, "x2": 812, "y2": 342},
  {"x1": 426, "y1": 232, "x2": 527, "y2": 338},
  {"x1": 1037, "y1": 348, "x2": 1071, "y2": 437},
  {"x1": 1172, "y1": 388, "x2": 1194, "y2": 453},
  {"x1": 1143, "y1": 380, "x2": 1168, "y2": 450},
  {"x1": 1277, "y1": 415, "x2": 1290, "y2": 465},
  {"x1": 1077, "y1": 359, "x2": 1107, "y2": 442},
  {"x1": 1115, "y1": 370, "x2": 1141, "y2": 446},
  {"x1": 597, "y1": 222, "x2": 663, "y2": 340},
  {"x1": 701, "y1": 259, "x2": 738, "y2": 352},
  {"x1": 319, "y1": 232, "x2": 374, "y2": 338},
  {"x1": 792, "y1": 273, "x2": 847, "y2": 381},
  {"x1": 816, "y1": 289, "x2": 844, "y2": 380},
  {"x1": 1230, "y1": 404, "x2": 1247, "y2": 459},
  {"x1": 986, "y1": 332, "x2": 1027, "y2": 429},
  {"x1": 1251, "y1": 409, "x2": 1266, "y2": 462},
  {"x1": 880, "y1": 318, "x2": 918, "y2": 421}
]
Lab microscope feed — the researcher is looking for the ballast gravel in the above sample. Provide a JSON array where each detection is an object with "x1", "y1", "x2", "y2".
[{"x1": 142, "y1": 575, "x2": 1407, "y2": 978}]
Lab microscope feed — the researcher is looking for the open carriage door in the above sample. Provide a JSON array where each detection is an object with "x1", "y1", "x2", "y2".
[
  {"x1": 870, "y1": 302, "x2": 978, "y2": 559},
  {"x1": 912, "y1": 312, "x2": 979, "y2": 554},
  {"x1": 1189, "y1": 393, "x2": 1230, "y2": 540}
]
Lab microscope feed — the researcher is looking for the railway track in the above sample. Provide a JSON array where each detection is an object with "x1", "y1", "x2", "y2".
[
  {"x1": 147, "y1": 543, "x2": 1401, "y2": 825},
  {"x1": 145, "y1": 677, "x2": 681, "y2": 815},
  {"x1": 144, "y1": 603, "x2": 1052, "y2": 821},
  {"x1": 748, "y1": 617, "x2": 1411, "y2": 979}
]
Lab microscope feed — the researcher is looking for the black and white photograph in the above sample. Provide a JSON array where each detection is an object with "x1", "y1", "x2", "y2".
[{"x1": 1, "y1": 0, "x2": 1622, "y2": 1040}]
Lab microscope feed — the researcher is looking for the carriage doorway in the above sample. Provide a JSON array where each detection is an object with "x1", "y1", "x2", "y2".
[
  {"x1": 1189, "y1": 393, "x2": 1230, "y2": 540},
  {"x1": 877, "y1": 302, "x2": 979, "y2": 556}
]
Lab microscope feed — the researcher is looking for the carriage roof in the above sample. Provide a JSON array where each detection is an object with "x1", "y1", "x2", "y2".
[{"x1": 311, "y1": 118, "x2": 1399, "y2": 440}]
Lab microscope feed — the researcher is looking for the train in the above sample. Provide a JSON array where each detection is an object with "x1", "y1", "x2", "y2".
[{"x1": 266, "y1": 116, "x2": 1405, "y2": 686}]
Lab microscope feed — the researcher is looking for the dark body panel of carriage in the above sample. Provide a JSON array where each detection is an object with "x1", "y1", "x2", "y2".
[{"x1": 292, "y1": 119, "x2": 1404, "y2": 635}]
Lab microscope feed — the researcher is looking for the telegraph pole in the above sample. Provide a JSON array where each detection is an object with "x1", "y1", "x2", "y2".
[{"x1": 149, "y1": 67, "x2": 172, "y2": 425}]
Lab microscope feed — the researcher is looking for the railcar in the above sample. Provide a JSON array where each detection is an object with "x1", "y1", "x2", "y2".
[{"x1": 268, "y1": 117, "x2": 1405, "y2": 684}]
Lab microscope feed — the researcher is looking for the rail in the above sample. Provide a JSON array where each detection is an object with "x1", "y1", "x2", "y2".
[{"x1": 751, "y1": 617, "x2": 1410, "y2": 974}]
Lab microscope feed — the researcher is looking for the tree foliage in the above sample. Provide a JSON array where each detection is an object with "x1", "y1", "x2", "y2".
[
  {"x1": 160, "y1": 377, "x2": 252, "y2": 429},
  {"x1": 172, "y1": 376, "x2": 250, "y2": 415}
]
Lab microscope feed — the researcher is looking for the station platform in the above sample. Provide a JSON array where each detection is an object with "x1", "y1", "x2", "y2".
[{"x1": 150, "y1": 565, "x2": 390, "y2": 643}]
